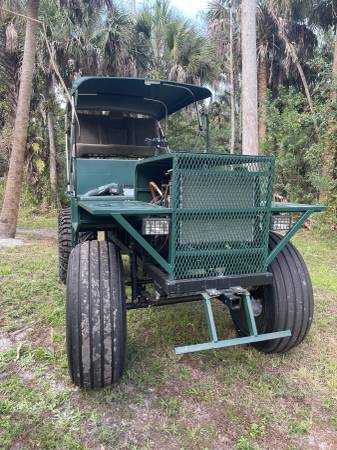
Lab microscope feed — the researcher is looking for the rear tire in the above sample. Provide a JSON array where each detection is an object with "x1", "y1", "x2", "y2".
[
  {"x1": 66, "y1": 240, "x2": 126, "y2": 388},
  {"x1": 58, "y1": 207, "x2": 97, "y2": 284},
  {"x1": 230, "y1": 232, "x2": 314, "y2": 353}
]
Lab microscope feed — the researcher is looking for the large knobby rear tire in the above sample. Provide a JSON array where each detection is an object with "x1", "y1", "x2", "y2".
[
  {"x1": 66, "y1": 240, "x2": 126, "y2": 388},
  {"x1": 230, "y1": 232, "x2": 314, "y2": 353},
  {"x1": 58, "y1": 207, "x2": 97, "y2": 284}
]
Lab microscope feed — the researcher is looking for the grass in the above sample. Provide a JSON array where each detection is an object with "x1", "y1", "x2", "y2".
[
  {"x1": 0, "y1": 215, "x2": 337, "y2": 449},
  {"x1": 17, "y1": 207, "x2": 58, "y2": 230}
]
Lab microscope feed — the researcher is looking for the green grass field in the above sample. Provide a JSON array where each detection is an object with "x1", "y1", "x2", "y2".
[{"x1": 0, "y1": 211, "x2": 336, "y2": 449}]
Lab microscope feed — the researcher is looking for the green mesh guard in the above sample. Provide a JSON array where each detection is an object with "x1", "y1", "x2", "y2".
[{"x1": 169, "y1": 153, "x2": 275, "y2": 280}]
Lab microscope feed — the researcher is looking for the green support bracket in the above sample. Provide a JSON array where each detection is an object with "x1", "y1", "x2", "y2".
[
  {"x1": 202, "y1": 293, "x2": 218, "y2": 342},
  {"x1": 243, "y1": 294, "x2": 258, "y2": 336},
  {"x1": 175, "y1": 291, "x2": 291, "y2": 355},
  {"x1": 112, "y1": 213, "x2": 172, "y2": 274},
  {"x1": 266, "y1": 210, "x2": 311, "y2": 266},
  {"x1": 71, "y1": 197, "x2": 79, "y2": 246}
]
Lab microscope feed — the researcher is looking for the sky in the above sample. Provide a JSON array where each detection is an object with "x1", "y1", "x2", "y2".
[
  {"x1": 170, "y1": 0, "x2": 207, "y2": 18},
  {"x1": 135, "y1": 0, "x2": 208, "y2": 19}
]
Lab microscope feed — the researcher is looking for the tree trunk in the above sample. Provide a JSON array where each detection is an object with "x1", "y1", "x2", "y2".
[
  {"x1": 0, "y1": 0, "x2": 40, "y2": 238},
  {"x1": 320, "y1": 29, "x2": 337, "y2": 200},
  {"x1": 0, "y1": 26, "x2": 18, "y2": 116},
  {"x1": 269, "y1": 9, "x2": 319, "y2": 137},
  {"x1": 241, "y1": 0, "x2": 259, "y2": 155},
  {"x1": 332, "y1": 29, "x2": 337, "y2": 88},
  {"x1": 293, "y1": 55, "x2": 319, "y2": 135},
  {"x1": 47, "y1": 107, "x2": 59, "y2": 207},
  {"x1": 229, "y1": 1, "x2": 235, "y2": 154},
  {"x1": 130, "y1": 0, "x2": 136, "y2": 17},
  {"x1": 330, "y1": 30, "x2": 337, "y2": 176},
  {"x1": 258, "y1": 57, "x2": 267, "y2": 146}
]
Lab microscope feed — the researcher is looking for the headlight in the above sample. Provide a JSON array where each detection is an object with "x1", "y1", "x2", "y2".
[
  {"x1": 270, "y1": 214, "x2": 293, "y2": 231},
  {"x1": 142, "y1": 217, "x2": 170, "y2": 235}
]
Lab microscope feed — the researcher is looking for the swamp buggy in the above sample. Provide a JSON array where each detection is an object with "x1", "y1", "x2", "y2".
[{"x1": 59, "y1": 77, "x2": 325, "y2": 388}]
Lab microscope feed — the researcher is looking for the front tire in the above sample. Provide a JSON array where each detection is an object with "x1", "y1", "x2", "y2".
[
  {"x1": 66, "y1": 240, "x2": 126, "y2": 388},
  {"x1": 58, "y1": 207, "x2": 97, "y2": 284},
  {"x1": 230, "y1": 232, "x2": 314, "y2": 353}
]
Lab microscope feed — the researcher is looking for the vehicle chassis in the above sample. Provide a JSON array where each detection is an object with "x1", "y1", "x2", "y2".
[
  {"x1": 61, "y1": 77, "x2": 326, "y2": 388},
  {"x1": 73, "y1": 194, "x2": 324, "y2": 355}
]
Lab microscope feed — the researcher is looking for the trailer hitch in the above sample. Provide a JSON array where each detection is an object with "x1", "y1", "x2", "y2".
[{"x1": 175, "y1": 289, "x2": 291, "y2": 355}]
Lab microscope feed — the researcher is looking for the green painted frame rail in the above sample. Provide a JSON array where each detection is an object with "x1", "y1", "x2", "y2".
[
  {"x1": 75, "y1": 197, "x2": 326, "y2": 278},
  {"x1": 76, "y1": 198, "x2": 173, "y2": 273},
  {"x1": 75, "y1": 197, "x2": 326, "y2": 275},
  {"x1": 267, "y1": 202, "x2": 327, "y2": 266},
  {"x1": 175, "y1": 291, "x2": 291, "y2": 354},
  {"x1": 78, "y1": 199, "x2": 172, "y2": 215},
  {"x1": 112, "y1": 213, "x2": 172, "y2": 273}
]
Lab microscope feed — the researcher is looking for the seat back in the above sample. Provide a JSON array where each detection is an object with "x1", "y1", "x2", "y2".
[
  {"x1": 125, "y1": 118, "x2": 158, "y2": 145},
  {"x1": 75, "y1": 114, "x2": 160, "y2": 157}
]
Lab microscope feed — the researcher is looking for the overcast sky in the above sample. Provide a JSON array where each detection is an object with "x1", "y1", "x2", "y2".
[
  {"x1": 170, "y1": 0, "x2": 207, "y2": 18},
  {"x1": 135, "y1": 0, "x2": 208, "y2": 19}
]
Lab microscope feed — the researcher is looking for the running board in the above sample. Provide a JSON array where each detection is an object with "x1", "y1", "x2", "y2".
[{"x1": 175, "y1": 290, "x2": 291, "y2": 355}]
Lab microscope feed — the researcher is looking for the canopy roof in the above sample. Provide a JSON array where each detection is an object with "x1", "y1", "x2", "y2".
[{"x1": 71, "y1": 77, "x2": 212, "y2": 119}]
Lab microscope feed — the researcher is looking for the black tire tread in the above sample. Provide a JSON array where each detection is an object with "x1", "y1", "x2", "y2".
[
  {"x1": 66, "y1": 240, "x2": 126, "y2": 388},
  {"x1": 58, "y1": 207, "x2": 97, "y2": 284},
  {"x1": 231, "y1": 232, "x2": 313, "y2": 354}
]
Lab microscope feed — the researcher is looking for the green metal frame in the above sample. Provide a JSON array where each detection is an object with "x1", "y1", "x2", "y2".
[
  {"x1": 72, "y1": 189, "x2": 326, "y2": 277},
  {"x1": 175, "y1": 291, "x2": 291, "y2": 354},
  {"x1": 112, "y1": 213, "x2": 172, "y2": 273},
  {"x1": 65, "y1": 75, "x2": 327, "y2": 357},
  {"x1": 266, "y1": 202, "x2": 326, "y2": 267},
  {"x1": 69, "y1": 147, "x2": 326, "y2": 356},
  {"x1": 74, "y1": 197, "x2": 174, "y2": 275},
  {"x1": 135, "y1": 153, "x2": 276, "y2": 281}
]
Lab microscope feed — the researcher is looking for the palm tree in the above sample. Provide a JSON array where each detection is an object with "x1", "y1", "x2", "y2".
[
  {"x1": 293, "y1": 0, "x2": 337, "y2": 86},
  {"x1": 256, "y1": 2, "x2": 273, "y2": 145},
  {"x1": 35, "y1": 0, "x2": 72, "y2": 207},
  {"x1": 241, "y1": 0, "x2": 259, "y2": 155},
  {"x1": 0, "y1": 1, "x2": 24, "y2": 173},
  {"x1": 134, "y1": 9, "x2": 154, "y2": 75},
  {"x1": 165, "y1": 18, "x2": 215, "y2": 84},
  {"x1": 136, "y1": 2, "x2": 215, "y2": 83},
  {"x1": 301, "y1": 0, "x2": 337, "y2": 196},
  {"x1": 0, "y1": 0, "x2": 40, "y2": 238},
  {"x1": 95, "y1": 4, "x2": 136, "y2": 76},
  {"x1": 151, "y1": 0, "x2": 172, "y2": 73},
  {"x1": 0, "y1": 20, "x2": 19, "y2": 115},
  {"x1": 207, "y1": 0, "x2": 239, "y2": 153},
  {"x1": 256, "y1": 1, "x2": 318, "y2": 143}
]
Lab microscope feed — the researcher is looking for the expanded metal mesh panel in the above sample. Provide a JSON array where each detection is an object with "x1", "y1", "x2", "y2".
[{"x1": 170, "y1": 153, "x2": 274, "y2": 280}]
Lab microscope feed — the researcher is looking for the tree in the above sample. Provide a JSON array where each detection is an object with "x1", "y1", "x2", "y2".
[
  {"x1": 294, "y1": 0, "x2": 337, "y2": 86},
  {"x1": 305, "y1": 0, "x2": 337, "y2": 195},
  {"x1": 207, "y1": 0, "x2": 239, "y2": 154},
  {"x1": 267, "y1": 6, "x2": 319, "y2": 136},
  {"x1": 0, "y1": 8, "x2": 22, "y2": 176},
  {"x1": 228, "y1": 0, "x2": 235, "y2": 153},
  {"x1": 0, "y1": 0, "x2": 40, "y2": 238},
  {"x1": 165, "y1": 18, "x2": 215, "y2": 84},
  {"x1": 241, "y1": 0, "x2": 259, "y2": 155},
  {"x1": 256, "y1": 2, "x2": 273, "y2": 145},
  {"x1": 256, "y1": 1, "x2": 318, "y2": 144},
  {"x1": 46, "y1": 87, "x2": 58, "y2": 206},
  {"x1": 0, "y1": 20, "x2": 18, "y2": 117},
  {"x1": 130, "y1": 0, "x2": 136, "y2": 17}
]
